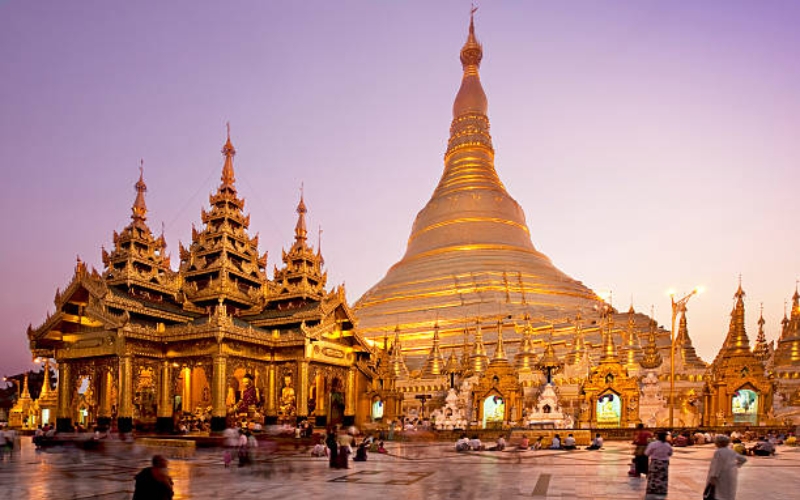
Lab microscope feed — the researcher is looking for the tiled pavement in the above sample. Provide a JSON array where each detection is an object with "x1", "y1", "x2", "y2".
[{"x1": 1, "y1": 437, "x2": 798, "y2": 499}]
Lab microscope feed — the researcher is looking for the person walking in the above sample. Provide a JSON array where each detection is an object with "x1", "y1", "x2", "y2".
[
  {"x1": 632, "y1": 423, "x2": 653, "y2": 477},
  {"x1": 325, "y1": 427, "x2": 339, "y2": 468},
  {"x1": 133, "y1": 455, "x2": 173, "y2": 500},
  {"x1": 706, "y1": 435, "x2": 747, "y2": 500},
  {"x1": 644, "y1": 431, "x2": 673, "y2": 496}
]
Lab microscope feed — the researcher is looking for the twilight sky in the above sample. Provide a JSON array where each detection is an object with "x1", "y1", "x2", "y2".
[{"x1": 1, "y1": 1, "x2": 798, "y2": 379}]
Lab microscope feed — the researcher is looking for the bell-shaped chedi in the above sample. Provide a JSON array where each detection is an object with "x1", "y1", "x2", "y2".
[{"x1": 354, "y1": 14, "x2": 604, "y2": 353}]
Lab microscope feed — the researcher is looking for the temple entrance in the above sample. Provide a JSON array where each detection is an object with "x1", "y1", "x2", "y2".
[
  {"x1": 328, "y1": 377, "x2": 345, "y2": 426},
  {"x1": 596, "y1": 391, "x2": 621, "y2": 427},
  {"x1": 482, "y1": 394, "x2": 505, "y2": 429},
  {"x1": 732, "y1": 386, "x2": 759, "y2": 425},
  {"x1": 76, "y1": 375, "x2": 96, "y2": 426}
]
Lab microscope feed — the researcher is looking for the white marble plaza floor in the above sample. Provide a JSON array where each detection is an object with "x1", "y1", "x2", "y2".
[{"x1": 1, "y1": 437, "x2": 799, "y2": 499}]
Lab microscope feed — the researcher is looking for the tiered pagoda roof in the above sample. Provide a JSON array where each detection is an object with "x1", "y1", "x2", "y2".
[
  {"x1": 710, "y1": 284, "x2": 767, "y2": 379},
  {"x1": 179, "y1": 129, "x2": 269, "y2": 312}
]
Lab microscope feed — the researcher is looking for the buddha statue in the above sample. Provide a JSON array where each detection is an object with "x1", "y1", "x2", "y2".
[{"x1": 280, "y1": 374, "x2": 296, "y2": 416}]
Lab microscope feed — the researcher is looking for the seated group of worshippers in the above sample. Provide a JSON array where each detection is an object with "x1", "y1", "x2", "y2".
[{"x1": 457, "y1": 433, "x2": 603, "y2": 452}]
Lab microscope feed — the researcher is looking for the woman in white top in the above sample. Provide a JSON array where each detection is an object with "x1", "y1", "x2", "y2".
[{"x1": 707, "y1": 434, "x2": 747, "y2": 500}]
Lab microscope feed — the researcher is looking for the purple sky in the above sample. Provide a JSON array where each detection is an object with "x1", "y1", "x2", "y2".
[{"x1": 1, "y1": 1, "x2": 799, "y2": 379}]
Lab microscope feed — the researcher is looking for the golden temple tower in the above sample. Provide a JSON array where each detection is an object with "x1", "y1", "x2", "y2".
[{"x1": 354, "y1": 13, "x2": 605, "y2": 359}]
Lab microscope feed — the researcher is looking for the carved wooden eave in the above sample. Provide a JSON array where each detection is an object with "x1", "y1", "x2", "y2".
[{"x1": 102, "y1": 291, "x2": 189, "y2": 324}]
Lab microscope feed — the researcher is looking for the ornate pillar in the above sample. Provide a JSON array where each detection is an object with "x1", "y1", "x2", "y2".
[
  {"x1": 211, "y1": 354, "x2": 227, "y2": 432},
  {"x1": 96, "y1": 369, "x2": 113, "y2": 429},
  {"x1": 156, "y1": 360, "x2": 173, "y2": 433},
  {"x1": 56, "y1": 361, "x2": 72, "y2": 432},
  {"x1": 117, "y1": 354, "x2": 133, "y2": 433},
  {"x1": 344, "y1": 365, "x2": 356, "y2": 426},
  {"x1": 265, "y1": 363, "x2": 277, "y2": 424},
  {"x1": 297, "y1": 360, "x2": 309, "y2": 421},
  {"x1": 315, "y1": 372, "x2": 326, "y2": 426}
]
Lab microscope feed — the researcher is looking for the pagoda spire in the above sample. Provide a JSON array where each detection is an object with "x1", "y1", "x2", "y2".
[
  {"x1": 295, "y1": 189, "x2": 308, "y2": 244},
  {"x1": 515, "y1": 313, "x2": 538, "y2": 372},
  {"x1": 389, "y1": 325, "x2": 409, "y2": 378},
  {"x1": 221, "y1": 122, "x2": 236, "y2": 188},
  {"x1": 178, "y1": 127, "x2": 268, "y2": 311},
  {"x1": 423, "y1": 320, "x2": 446, "y2": 377},
  {"x1": 132, "y1": 159, "x2": 147, "y2": 225},
  {"x1": 620, "y1": 305, "x2": 642, "y2": 371},
  {"x1": 753, "y1": 303, "x2": 771, "y2": 363},
  {"x1": 272, "y1": 192, "x2": 328, "y2": 304},
  {"x1": 568, "y1": 312, "x2": 589, "y2": 365},
  {"x1": 536, "y1": 327, "x2": 563, "y2": 384},
  {"x1": 491, "y1": 318, "x2": 508, "y2": 362},
  {"x1": 469, "y1": 319, "x2": 490, "y2": 374},
  {"x1": 723, "y1": 283, "x2": 752, "y2": 353},
  {"x1": 674, "y1": 306, "x2": 705, "y2": 367},
  {"x1": 640, "y1": 316, "x2": 663, "y2": 370},
  {"x1": 600, "y1": 314, "x2": 620, "y2": 363}
]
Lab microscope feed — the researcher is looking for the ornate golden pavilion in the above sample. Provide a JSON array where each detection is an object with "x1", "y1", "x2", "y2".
[
  {"x1": 24, "y1": 14, "x2": 799, "y2": 432},
  {"x1": 27, "y1": 133, "x2": 384, "y2": 433}
]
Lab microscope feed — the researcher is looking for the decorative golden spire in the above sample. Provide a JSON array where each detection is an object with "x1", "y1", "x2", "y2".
[
  {"x1": 753, "y1": 303, "x2": 771, "y2": 363},
  {"x1": 221, "y1": 122, "x2": 236, "y2": 188},
  {"x1": 444, "y1": 348, "x2": 461, "y2": 375},
  {"x1": 469, "y1": 319, "x2": 490, "y2": 374},
  {"x1": 423, "y1": 321, "x2": 446, "y2": 376},
  {"x1": 295, "y1": 188, "x2": 308, "y2": 243},
  {"x1": 724, "y1": 282, "x2": 752, "y2": 353},
  {"x1": 674, "y1": 306, "x2": 705, "y2": 367},
  {"x1": 640, "y1": 315, "x2": 663, "y2": 370},
  {"x1": 491, "y1": 319, "x2": 508, "y2": 362},
  {"x1": 389, "y1": 325, "x2": 409, "y2": 378},
  {"x1": 600, "y1": 314, "x2": 620, "y2": 363},
  {"x1": 515, "y1": 313, "x2": 538, "y2": 372},
  {"x1": 620, "y1": 305, "x2": 642, "y2": 370},
  {"x1": 132, "y1": 159, "x2": 147, "y2": 224},
  {"x1": 568, "y1": 312, "x2": 589, "y2": 365}
]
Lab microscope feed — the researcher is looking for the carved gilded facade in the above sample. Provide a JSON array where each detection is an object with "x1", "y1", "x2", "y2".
[{"x1": 28, "y1": 131, "x2": 376, "y2": 433}]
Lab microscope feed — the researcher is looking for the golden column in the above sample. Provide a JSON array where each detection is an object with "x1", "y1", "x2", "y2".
[
  {"x1": 156, "y1": 360, "x2": 173, "y2": 433},
  {"x1": 117, "y1": 354, "x2": 134, "y2": 433},
  {"x1": 298, "y1": 360, "x2": 309, "y2": 418},
  {"x1": 345, "y1": 366, "x2": 356, "y2": 423},
  {"x1": 56, "y1": 360, "x2": 72, "y2": 431},
  {"x1": 97, "y1": 369, "x2": 112, "y2": 421},
  {"x1": 211, "y1": 354, "x2": 227, "y2": 431},
  {"x1": 266, "y1": 363, "x2": 277, "y2": 420}
]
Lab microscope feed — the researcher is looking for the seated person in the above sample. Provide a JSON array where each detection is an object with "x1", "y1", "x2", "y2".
[
  {"x1": 785, "y1": 434, "x2": 797, "y2": 446},
  {"x1": 531, "y1": 436, "x2": 544, "y2": 450},
  {"x1": 311, "y1": 443, "x2": 327, "y2": 457},
  {"x1": 586, "y1": 433, "x2": 603, "y2": 450},
  {"x1": 353, "y1": 441, "x2": 369, "y2": 462},
  {"x1": 488, "y1": 435, "x2": 506, "y2": 451},
  {"x1": 376, "y1": 440, "x2": 388, "y2": 454},
  {"x1": 518, "y1": 435, "x2": 529, "y2": 450},
  {"x1": 549, "y1": 434, "x2": 562, "y2": 449},
  {"x1": 732, "y1": 439, "x2": 747, "y2": 456},
  {"x1": 693, "y1": 431, "x2": 706, "y2": 444},
  {"x1": 469, "y1": 435, "x2": 484, "y2": 451},
  {"x1": 563, "y1": 434, "x2": 577, "y2": 450},
  {"x1": 455, "y1": 435, "x2": 470, "y2": 452},
  {"x1": 750, "y1": 437, "x2": 775, "y2": 456},
  {"x1": 673, "y1": 433, "x2": 689, "y2": 447}
]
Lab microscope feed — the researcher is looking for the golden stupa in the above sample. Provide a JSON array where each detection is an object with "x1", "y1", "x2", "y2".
[{"x1": 355, "y1": 15, "x2": 606, "y2": 357}]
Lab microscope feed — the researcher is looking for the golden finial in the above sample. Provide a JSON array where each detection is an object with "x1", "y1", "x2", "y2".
[
  {"x1": 132, "y1": 160, "x2": 148, "y2": 222},
  {"x1": 221, "y1": 123, "x2": 236, "y2": 187}
]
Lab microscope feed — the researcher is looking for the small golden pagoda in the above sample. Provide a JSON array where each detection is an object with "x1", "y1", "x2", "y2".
[{"x1": 704, "y1": 284, "x2": 772, "y2": 426}]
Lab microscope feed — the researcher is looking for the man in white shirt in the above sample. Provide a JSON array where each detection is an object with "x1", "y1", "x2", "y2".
[{"x1": 563, "y1": 434, "x2": 577, "y2": 450}]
